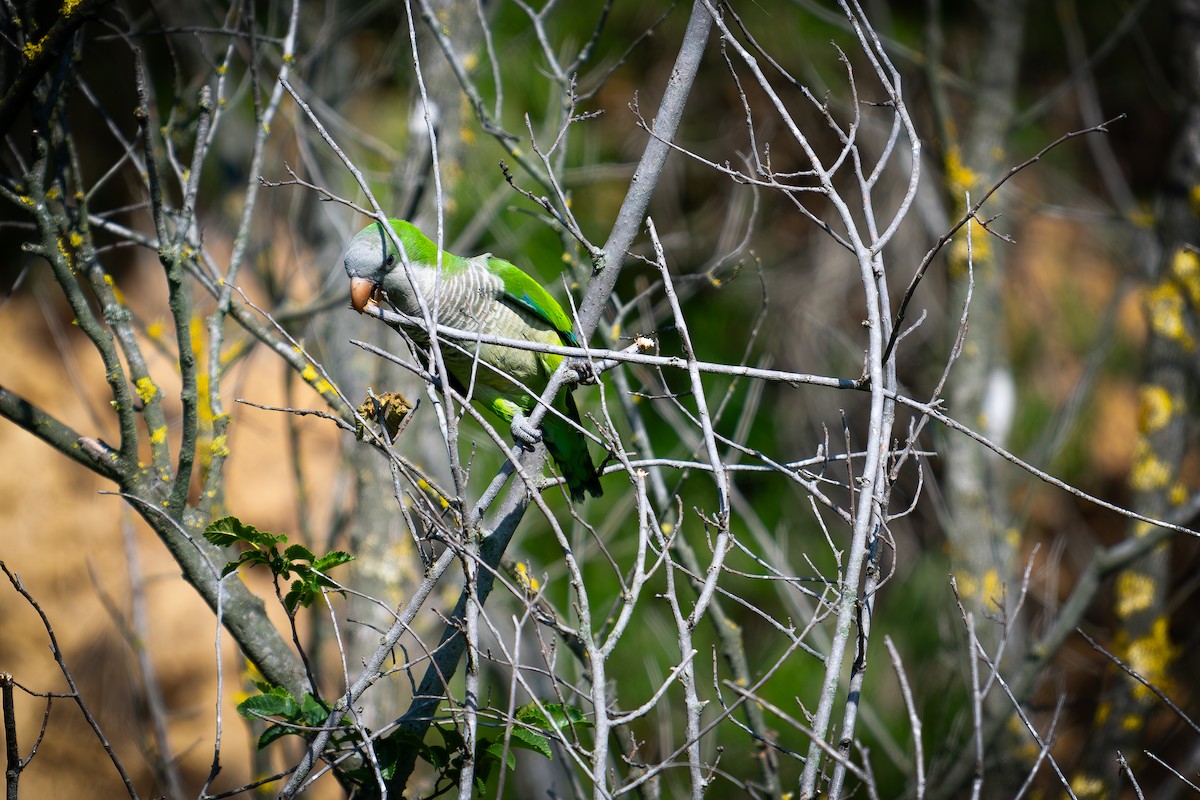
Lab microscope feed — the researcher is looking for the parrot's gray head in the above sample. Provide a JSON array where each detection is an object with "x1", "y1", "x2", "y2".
[{"x1": 343, "y1": 223, "x2": 394, "y2": 312}]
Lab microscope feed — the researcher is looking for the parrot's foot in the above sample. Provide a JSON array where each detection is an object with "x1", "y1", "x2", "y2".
[
  {"x1": 510, "y1": 413, "x2": 543, "y2": 448},
  {"x1": 568, "y1": 358, "x2": 598, "y2": 385}
]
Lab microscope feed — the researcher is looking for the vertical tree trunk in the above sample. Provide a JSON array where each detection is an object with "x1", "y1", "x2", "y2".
[
  {"x1": 1078, "y1": 0, "x2": 1200, "y2": 791},
  {"x1": 942, "y1": 0, "x2": 1028, "y2": 641},
  {"x1": 324, "y1": 0, "x2": 484, "y2": 731}
]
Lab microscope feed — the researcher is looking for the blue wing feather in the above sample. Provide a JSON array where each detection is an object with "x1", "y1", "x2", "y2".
[{"x1": 486, "y1": 257, "x2": 580, "y2": 347}]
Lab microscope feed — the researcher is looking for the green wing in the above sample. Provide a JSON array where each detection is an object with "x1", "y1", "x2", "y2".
[
  {"x1": 486, "y1": 257, "x2": 580, "y2": 347},
  {"x1": 483, "y1": 257, "x2": 602, "y2": 501}
]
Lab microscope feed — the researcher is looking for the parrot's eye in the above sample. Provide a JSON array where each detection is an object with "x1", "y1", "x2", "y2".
[{"x1": 385, "y1": 253, "x2": 396, "y2": 266}]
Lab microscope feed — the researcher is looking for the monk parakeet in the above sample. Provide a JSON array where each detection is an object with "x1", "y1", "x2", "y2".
[{"x1": 343, "y1": 218, "x2": 603, "y2": 501}]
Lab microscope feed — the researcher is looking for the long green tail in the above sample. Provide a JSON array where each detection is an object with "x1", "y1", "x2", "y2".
[{"x1": 543, "y1": 391, "x2": 603, "y2": 502}]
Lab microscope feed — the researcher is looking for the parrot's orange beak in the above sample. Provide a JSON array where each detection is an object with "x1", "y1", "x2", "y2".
[{"x1": 350, "y1": 277, "x2": 378, "y2": 312}]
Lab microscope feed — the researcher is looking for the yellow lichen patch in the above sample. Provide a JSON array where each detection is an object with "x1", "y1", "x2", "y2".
[
  {"x1": 416, "y1": 478, "x2": 450, "y2": 510},
  {"x1": 1133, "y1": 520, "x2": 1154, "y2": 538},
  {"x1": 1121, "y1": 714, "x2": 1144, "y2": 731},
  {"x1": 135, "y1": 377, "x2": 158, "y2": 405},
  {"x1": 149, "y1": 426, "x2": 168, "y2": 445},
  {"x1": 1171, "y1": 247, "x2": 1200, "y2": 305},
  {"x1": 218, "y1": 339, "x2": 248, "y2": 366},
  {"x1": 1122, "y1": 616, "x2": 1178, "y2": 700},
  {"x1": 944, "y1": 145, "x2": 977, "y2": 196},
  {"x1": 1004, "y1": 528, "x2": 1021, "y2": 550},
  {"x1": 189, "y1": 317, "x2": 215, "y2": 426},
  {"x1": 251, "y1": 773, "x2": 278, "y2": 794},
  {"x1": 1094, "y1": 701, "x2": 1110, "y2": 726},
  {"x1": 660, "y1": 522, "x2": 673, "y2": 535},
  {"x1": 954, "y1": 571, "x2": 979, "y2": 601},
  {"x1": 62, "y1": 0, "x2": 82, "y2": 14},
  {"x1": 56, "y1": 237, "x2": 72, "y2": 267},
  {"x1": 146, "y1": 320, "x2": 166, "y2": 341},
  {"x1": 515, "y1": 561, "x2": 540, "y2": 593},
  {"x1": 1144, "y1": 279, "x2": 1194, "y2": 350},
  {"x1": 299, "y1": 364, "x2": 333, "y2": 395},
  {"x1": 210, "y1": 434, "x2": 230, "y2": 458},
  {"x1": 69, "y1": 231, "x2": 83, "y2": 247},
  {"x1": 947, "y1": 223, "x2": 993, "y2": 280},
  {"x1": 106, "y1": 275, "x2": 128, "y2": 305},
  {"x1": 981, "y1": 568, "x2": 1004, "y2": 608},
  {"x1": 23, "y1": 36, "x2": 46, "y2": 61},
  {"x1": 1114, "y1": 571, "x2": 1155, "y2": 619},
  {"x1": 230, "y1": 670, "x2": 254, "y2": 707},
  {"x1": 1130, "y1": 206, "x2": 1155, "y2": 228},
  {"x1": 1070, "y1": 774, "x2": 1105, "y2": 799},
  {"x1": 1137, "y1": 385, "x2": 1174, "y2": 433},
  {"x1": 1170, "y1": 482, "x2": 1188, "y2": 505},
  {"x1": 1129, "y1": 437, "x2": 1172, "y2": 492}
]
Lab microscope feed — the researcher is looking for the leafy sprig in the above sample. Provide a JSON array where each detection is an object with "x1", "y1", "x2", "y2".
[{"x1": 204, "y1": 515, "x2": 354, "y2": 613}]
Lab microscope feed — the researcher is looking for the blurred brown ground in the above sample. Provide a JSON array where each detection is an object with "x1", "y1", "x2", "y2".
[{"x1": 0, "y1": 251, "x2": 342, "y2": 797}]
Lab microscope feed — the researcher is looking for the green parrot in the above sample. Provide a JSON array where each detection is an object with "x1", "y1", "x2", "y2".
[{"x1": 343, "y1": 218, "x2": 603, "y2": 501}]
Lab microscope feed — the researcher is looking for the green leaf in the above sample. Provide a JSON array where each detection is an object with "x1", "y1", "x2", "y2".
[
  {"x1": 204, "y1": 515, "x2": 283, "y2": 548},
  {"x1": 300, "y1": 693, "x2": 328, "y2": 725},
  {"x1": 436, "y1": 724, "x2": 466, "y2": 753},
  {"x1": 257, "y1": 723, "x2": 294, "y2": 749},
  {"x1": 482, "y1": 739, "x2": 519, "y2": 770},
  {"x1": 283, "y1": 588, "x2": 302, "y2": 615},
  {"x1": 515, "y1": 702, "x2": 592, "y2": 732},
  {"x1": 203, "y1": 516, "x2": 248, "y2": 547},
  {"x1": 237, "y1": 689, "x2": 299, "y2": 720},
  {"x1": 506, "y1": 725, "x2": 552, "y2": 760},
  {"x1": 427, "y1": 745, "x2": 449, "y2": 770},
  {"x1": 284, "y1": 576, "x2": 323, "y2": 613},
  {"x1": 283, "y1": 543, "x2": 316, "y2": 562},
  {"x1": 313, "y1": 550, "x2": 355, "y2": 571},
  {"x1": 239, "y1": 550, "x2": 270, "y2": 568}
]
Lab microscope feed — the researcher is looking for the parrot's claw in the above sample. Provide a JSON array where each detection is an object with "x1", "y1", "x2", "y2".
[
  {"x1": 511, "y1": 414, "x2": 543, "y2": 448},
  {"x1": 568, "y1": 358, "x2": 597, "y2": 385}
]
